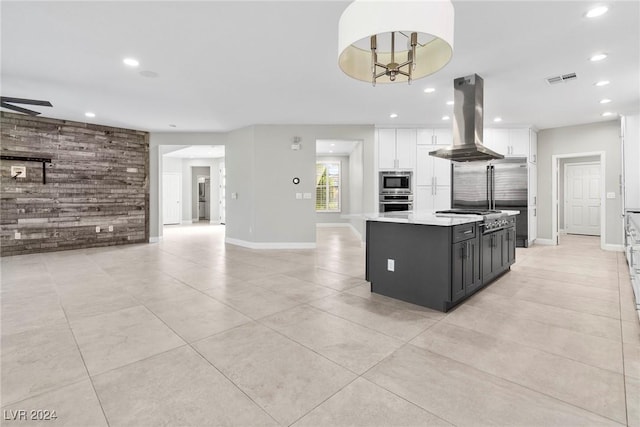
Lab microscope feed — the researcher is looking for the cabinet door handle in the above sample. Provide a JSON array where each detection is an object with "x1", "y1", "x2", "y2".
[
  {"x1": 467, "y1": 242, "x2": 471, "y2": 259},
  {"x1": 463, "y1": 229, "x2": 473, "y2": 234},
  {"x1": 432, "y1": 134, "x2": 436, "y2": 144},
  {"x1": 434, "y1": 176, "x2": 437, "y2": 186}
]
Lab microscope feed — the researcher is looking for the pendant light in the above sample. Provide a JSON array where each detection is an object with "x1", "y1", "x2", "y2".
[{"x1": 338, "y1": 0, "x2": 455, "y2": 85}]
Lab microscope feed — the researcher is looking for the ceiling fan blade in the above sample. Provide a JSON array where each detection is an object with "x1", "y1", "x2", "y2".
[
  {"x1": 0, "y1": 97, "x2": 52, "y2": 107},
  {"x1": 0, "y1": 101, "x2": 42, "y2": 116}
]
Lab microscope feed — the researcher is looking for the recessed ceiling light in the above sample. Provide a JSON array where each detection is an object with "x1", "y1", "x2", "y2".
[
  {"x1": 589, "y1": 53, "x2": 608, "y2": 62},
  {"x1": 493, "y1": 117, "x2": 502, "y2": 122},
  {"x1": 442, "y1": 115, "x2": 450, "y2": 121},
  {"x1": 594, "y1": 80, "x2": 610, "y2": 86},
  {"x1": 85, "y1": 112, "x2": 96, "y2": 118},
  {"x1": 123, "y1": 58, "x2": 139, "y2": 67},
  {"x1": 602, "y1": 111, "x2": 615, "y2": 117},
  {"x1": 424, "y1": 88, "x2": 436, "y2": 93},
  {"x1": 600, "y1": 99, "x2": 612, "y2": 104},
  {"x1": 446, "y1": 101, "x2": 454, "y2": 105},
  {"x1": 389, "y1": 113, "x2": 398, "y2": 118},
  {"x1": 586, "y1": 5, "x2": 609, "y2": 18}
]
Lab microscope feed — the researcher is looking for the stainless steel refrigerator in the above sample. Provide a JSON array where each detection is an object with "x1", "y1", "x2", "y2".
[{"x1": 452, "y1": 157, "x2": 529, "y2": 247}]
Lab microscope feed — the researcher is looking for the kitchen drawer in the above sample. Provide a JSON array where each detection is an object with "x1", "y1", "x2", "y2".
[{"x1": 452, "y1": 223, "x2": 477, "y2": 243}]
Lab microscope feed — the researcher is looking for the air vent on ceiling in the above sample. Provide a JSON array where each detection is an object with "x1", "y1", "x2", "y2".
[{"x1": 546, "y1": 73, "x2": 578, "y2": 85}]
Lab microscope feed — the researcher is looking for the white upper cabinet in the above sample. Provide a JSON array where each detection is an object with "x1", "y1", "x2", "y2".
[
  {"x1": 508, "y1": 128, "x2": 530, "y2": 156},
  {"x1": 484, "y1": 128, "x2": 509, "y2": 155},
  {"x1": 395, "y1": 129, "x2": 417, "y2": 169},
  {"x1": 483, "y1": 127, "x2": 537, "y2": 161},
  {"x1": 417, "y1": 128, "x2": 452, "y2": 145},
  {"x1": 417, "y1": 145, "x2": 451, "y2": 186},
  {"x1": 378, "y1": 129, "x2": 397, "y2": 169},
  {"x1": 377, "y1": 128, "x2": 416, "y2": 169}
]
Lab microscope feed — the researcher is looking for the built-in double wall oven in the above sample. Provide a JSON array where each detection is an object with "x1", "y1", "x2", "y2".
[{"x1": 379, "y1": 171, "x2": 413, "y2": 213}]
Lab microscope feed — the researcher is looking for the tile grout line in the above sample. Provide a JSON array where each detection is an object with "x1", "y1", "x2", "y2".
[
  {"x1": 54, "y1": 297, "x2": 112, "y2": 427},
  {"x1": 116, "y1": 289, "x2": 282, "y2": 426},
  {"x1": 385, "y1": 342, "x2": 627, "y2": 426},
  {"x1": 616, "y1": 255, "x2": 630, "y2": 427}
]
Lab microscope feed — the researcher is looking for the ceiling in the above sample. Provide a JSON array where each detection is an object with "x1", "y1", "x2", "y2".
[{"x1": 1, "y1": 1, "x2": 638, "y2": 133}]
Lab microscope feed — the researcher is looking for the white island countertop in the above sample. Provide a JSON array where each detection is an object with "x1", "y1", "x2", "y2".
[{"x1": 362, "y1": 210, "x2": 520, "y2": 227}]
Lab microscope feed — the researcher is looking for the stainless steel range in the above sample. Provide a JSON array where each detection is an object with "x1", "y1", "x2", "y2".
[{"x1": 435, "y1": 209, "x2": 515, "y2": 234}]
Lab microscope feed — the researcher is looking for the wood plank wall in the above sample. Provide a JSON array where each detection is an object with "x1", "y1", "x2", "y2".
[{"x1": 0, "y1": 112, "x2": 149, "y2": 256}]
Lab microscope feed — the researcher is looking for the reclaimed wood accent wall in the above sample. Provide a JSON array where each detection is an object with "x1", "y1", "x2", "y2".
[{"x1": 0, "y1": 112, "x2": 149, "y2": 256}]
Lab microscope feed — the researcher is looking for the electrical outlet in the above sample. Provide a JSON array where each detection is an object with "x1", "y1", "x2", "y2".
[
  {"x1": 387, "y1": 259, "x2": 395, "y2": 272},
  {"x1": 108, "y1": 225, "x2": 114, "y2": 232},
  {"x1": 606, "y1": 192, "x2": 616, "y2": 199},
  {"x1": 14, "y1": 231, "x2": 21, "y2": 240},
  {"x1": 96, "y1": 226, "x2": 100, "y2": 233},
  {"x1": 296, "y1": 193, "x2": 302, "y2": 200}
]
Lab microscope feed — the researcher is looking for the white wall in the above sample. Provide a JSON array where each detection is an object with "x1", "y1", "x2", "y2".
[
  {"x1": 349, "y1": 142, "x2": 364, "y2": 238},
  {"x1": 150, "y1": 125, "x2": 375, "y2": 245},
  {"x1": 225, "y1": 124, "x2": 374, "y2": 247},
  {"x1": 316, "y1": 155, "x2": 350, "y2": 225},
  {"x1": 538, "y1": 120, "x2": 623, "y2": 245},
  {"x1": 225, "y1": 126, "x2": 256, "y2": 243}
]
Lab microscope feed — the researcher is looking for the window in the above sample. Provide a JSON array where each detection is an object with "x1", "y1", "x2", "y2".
[{"x1": 316, "y1": 161, "x2": 341, "y2": 212}]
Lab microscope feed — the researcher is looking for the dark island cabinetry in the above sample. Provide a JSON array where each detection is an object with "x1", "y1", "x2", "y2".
[
  {"x1": 482, "y1": 225, "x2": 516, "y2": 283},
  {"x1": 365, "y1": 216, "x2": 516, "y2": 312},
  {"x1": 451, "y1": 224, "x2": 481, "y2": 303}
]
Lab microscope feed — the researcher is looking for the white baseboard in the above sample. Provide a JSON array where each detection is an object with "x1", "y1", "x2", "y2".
[
  {"x1": 225, "y1": 238, "x2": 316, "y2": 250},
  {"x1": 316, "y1": 222, "x2": 363, "y2": 241},
  {"x1": 149, "y1": 236, "x2": 163, "y2": 243},
  {"x1": 209, "y1": 220, "x2": 221, "y2": 225},
  {"x1": 603, "y1": 244, "x2": 624, "y2": 252},
  {"x1": 349, "y1": 224, "x2": 363, "y2": 241},
  {"x1": 534, "y1": 238, "x2": 556, "y2": 246}
]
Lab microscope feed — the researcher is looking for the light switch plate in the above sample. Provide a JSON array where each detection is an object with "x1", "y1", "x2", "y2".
[
  {"x1": 387, "y1": 259, "x2": 395, "y2": 272},
  {"x1": 296, "y1": 193, "x2": 302, "y2": 200},
  {"x1": 96, "y1": 226, "x2": 100, "y2": 233},
  {"x1": 108, "y1": 225, "x2": 114, "y2": 232},
  {"x1": 231, "y1": 192, "x2": 238, "y2": 200},
  {"x1": 11, "y1": 166, "x2": 26, "y2": 178},
  {"x1": 606, "y1": 192, "x2": 616, "y2": 199},
  {"x1": 14, "y1": 232, "x2": 21, "y2": 240},
  {"x1": 303, "y1": 193, "x2": 312, "y2": 199}
]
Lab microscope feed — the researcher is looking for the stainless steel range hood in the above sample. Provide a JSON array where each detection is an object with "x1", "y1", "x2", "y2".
[{"x1": 429, "y1": 74, "x2": 504, "y2": 162}]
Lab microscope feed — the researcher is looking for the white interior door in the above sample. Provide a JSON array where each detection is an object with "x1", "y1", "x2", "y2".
[
  {"x1": 163, "y1": 173, "x2": 181, "y2": 225},
  {"x1": 565, "y1": 163, "x2": 601, "y2": 236}
]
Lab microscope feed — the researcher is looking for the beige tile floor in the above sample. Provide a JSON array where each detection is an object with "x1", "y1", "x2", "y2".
[{"x1": 1, "y1": 225, "x2": 638, "y2": 426}]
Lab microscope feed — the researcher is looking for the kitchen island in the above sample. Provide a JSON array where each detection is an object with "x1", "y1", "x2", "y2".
[{"x1": 365, "y1": 210, "x2": 517, "y2": 312}]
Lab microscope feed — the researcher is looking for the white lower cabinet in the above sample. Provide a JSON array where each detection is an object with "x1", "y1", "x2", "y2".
[{"x1": 416, "y1": 185, "x2": 451, "y2": 212}]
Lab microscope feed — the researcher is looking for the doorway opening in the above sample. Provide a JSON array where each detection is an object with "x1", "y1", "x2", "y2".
[
  {"x1": 161, "y1": 145, "x2": 226, "y2": 234},
  {"x1": 552, "y1": 152, "x2": 606, "y2": 248}
]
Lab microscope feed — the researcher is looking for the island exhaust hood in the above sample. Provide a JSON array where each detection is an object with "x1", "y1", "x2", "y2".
[{"x1": 429, "y1": 74, "x2": 504, "y2": 162}]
